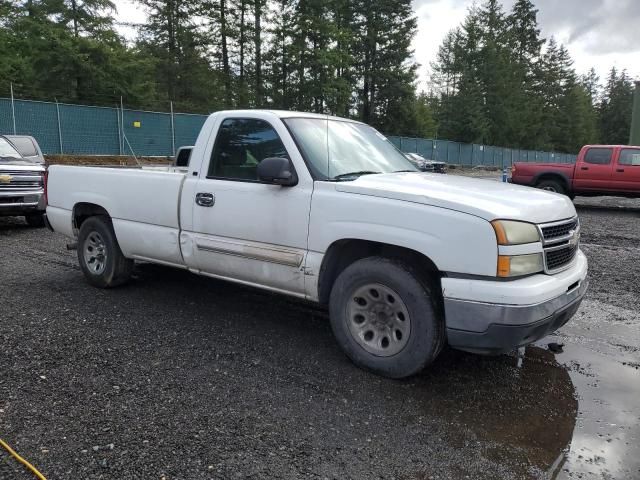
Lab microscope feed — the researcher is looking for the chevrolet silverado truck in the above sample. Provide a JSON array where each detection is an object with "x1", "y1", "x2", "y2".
[
  {"x1": 45, "y1": 110, "x2": 588, "y2": 378},
  {"x1": 0, "y1": 135, "x2": 47, "y2": 227},
  {"x1": 510, "y1": 145, "x2": 640, "y2": 198}
]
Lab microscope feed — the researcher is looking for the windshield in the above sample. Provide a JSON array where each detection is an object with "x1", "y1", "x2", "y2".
[
  {"x1": 0, "y1": 137, "x2": 23, "y2": 161},
  {"x1": 284, "y1": 117, "x2": 417, "y2": 180},
  {"x1": 7, "y1": 137, "x2": 38, "y2": 157}
]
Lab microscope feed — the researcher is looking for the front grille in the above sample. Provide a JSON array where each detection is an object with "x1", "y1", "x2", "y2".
[
  {"x1": 538, "y1": 217, "x2": 580, "y2": 273},
  {"x1": 545, "y1": 245, "x2": 578, "y2": 271},
  {"x1": 0, "y1": 170, "x2": 43, "y2": 191},
  {"x1": 541, "y1": 218, "x2": 578, "y2": 241}
]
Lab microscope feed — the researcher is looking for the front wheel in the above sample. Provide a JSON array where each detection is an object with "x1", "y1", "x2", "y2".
[
  {"x1": 329, "y1": 257, "x2": 444, "y2": 379},
  {"x1": 77, "y1": 216, "x2": 133, "y2": 288}
]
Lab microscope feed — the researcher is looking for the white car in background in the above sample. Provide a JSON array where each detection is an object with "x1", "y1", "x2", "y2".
[{"x1": 405, "y1": 152, "x2": 446, "y2": 173}]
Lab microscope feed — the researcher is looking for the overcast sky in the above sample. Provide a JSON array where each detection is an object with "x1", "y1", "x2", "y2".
[{"x1": 115, "y1": 0, "x2": 640, "y2": 89}]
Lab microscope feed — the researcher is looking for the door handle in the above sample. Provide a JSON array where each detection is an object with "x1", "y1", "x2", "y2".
[
  {"x1": 580, "y1": 167, "x2": 589, "y2": 170},
  {"x1": 616, "y1": 168, "x2": 625, "y2": 172},
  {"x1": 195, "y1": 192, "x2": 215, "y2": 207}
]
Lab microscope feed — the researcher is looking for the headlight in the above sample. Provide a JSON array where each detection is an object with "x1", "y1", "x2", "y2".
[
  {"x1": 497, "y1": 253, "x2": 544, "y2": 277},
  {"x1": 491, "y1": 220, "x2": 540, "y2": 245}
]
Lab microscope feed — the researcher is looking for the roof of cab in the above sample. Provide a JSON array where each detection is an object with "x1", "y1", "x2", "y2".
[{"x1": 212, "y1": 109, "x2": 364, "y2": 124}]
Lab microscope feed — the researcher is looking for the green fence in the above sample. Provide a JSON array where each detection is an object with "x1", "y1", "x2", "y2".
[
  {"x1": 388, "y1": 136, "x2": 576, "y2": 166},
  {"x1": 0, "y1": 97, "x2": 576, "y2": 164},
  {"x1": 0, "y1": 98, "x2": 208, "y2": 157}
]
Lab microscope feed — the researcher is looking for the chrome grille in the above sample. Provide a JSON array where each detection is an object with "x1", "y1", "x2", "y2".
[
  {"x1": 541, "y1": 218, "x2": 578, "y2": 241},
  {"x1": 0, "y1": 170, "x2": 43, "y2": 191},
  {"x1": 537, "y1": 217, "x2": 580, "y2": 273},
  {"x1": 545, "y1": 245, "x2": 578, "y2": 271}
]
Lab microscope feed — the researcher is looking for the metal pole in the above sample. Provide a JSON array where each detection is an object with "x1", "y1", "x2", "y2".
[
  {"x1": 120, "y1": 97, "x2": 125, "y2": 154},
  {"x1": 116, "y1": 104, "x2": 122, "y2": 156},
  {"x1": 170, "y1": 101, "x2": 176, "y2": 156},
  {"x1": 55, "y1": 98, "x2": 63, "y2": 154},
  {"x1": 10, "y1": 83, "x2": 17, "y2": 134},
  {"x1": 630, "y1": 81, "x2": 640, "y2": 146}
]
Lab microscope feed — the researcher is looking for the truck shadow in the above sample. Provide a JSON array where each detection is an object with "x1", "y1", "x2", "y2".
[
  {"x1": 123, "y1": 261, "x2": 577, "y2": 477},
  {"x1": 0, "y1": 216, "x2": 32, "y2": 233}
]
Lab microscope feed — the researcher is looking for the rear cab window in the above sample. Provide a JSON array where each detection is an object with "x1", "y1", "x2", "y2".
[
  {"x1": 619, "y1": 148, "x2": 640, "y2": 166},
  {"x1": 583, "y1": 148, "x2": 613, "y2": 165}
]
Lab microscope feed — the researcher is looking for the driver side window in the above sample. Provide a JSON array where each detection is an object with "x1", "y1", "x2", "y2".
[{"x1": 208, "y1": 118, "x2": 289, "y2": 181}]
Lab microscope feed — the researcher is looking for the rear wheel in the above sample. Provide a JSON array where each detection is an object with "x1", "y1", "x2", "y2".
[
  {"x1": 25, "y1": 214, "x2": 45, "y2": 228},
  {"x1": 536, "y1": 179, "x2": 566, "y2": 195},
  {"x1": 77, "y1": 216, "x2": 133, "y2": 288},
  {"x1": 329, "y1": 256, "x2": 444, "y2": 379}
]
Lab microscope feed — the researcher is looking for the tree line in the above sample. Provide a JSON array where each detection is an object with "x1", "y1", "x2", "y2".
[
  {"x1": 430, "y1": 0, "x2": 636, "y2": 152},
  {"x1": 0, "y1": 0, "x2": 635, "y2": 152}
]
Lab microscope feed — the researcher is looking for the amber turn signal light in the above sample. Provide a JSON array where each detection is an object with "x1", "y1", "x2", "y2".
[{"x1": 497, "y1": 256, "x2": 511, "y2": 277}]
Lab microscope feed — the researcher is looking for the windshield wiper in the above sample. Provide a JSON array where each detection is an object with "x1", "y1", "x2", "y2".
[
  {"x1": 392, "y1": 169, "x2": 416, "y2": 173},
  {"x1": 330, "y1": 171, "x2": 381, "y2": 181}
]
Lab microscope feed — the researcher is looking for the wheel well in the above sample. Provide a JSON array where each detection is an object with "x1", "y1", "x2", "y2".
[
  {"x1": 535, "y1": 173, "x2": 569, "y2": 190},
  {"x1": 73, "y1": 203, "x2": 110, "y2": 231},
  {"x1": 317, "y1": 239, "x2": 441, "y2": 305}
]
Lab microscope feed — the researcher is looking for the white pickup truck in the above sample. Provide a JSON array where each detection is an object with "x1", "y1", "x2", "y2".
[{"x1": 46, "y1": 110, "x2": 588, "y2": 378}]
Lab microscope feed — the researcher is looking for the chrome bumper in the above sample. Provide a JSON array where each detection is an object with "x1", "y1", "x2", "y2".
[{"x1": 0, "y1": 189, "x2": 45, "y2": 214}]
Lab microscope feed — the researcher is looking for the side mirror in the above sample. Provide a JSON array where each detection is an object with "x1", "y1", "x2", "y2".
[{"x1": 257, "y1": 157, "x2": 298, "y2": 186}]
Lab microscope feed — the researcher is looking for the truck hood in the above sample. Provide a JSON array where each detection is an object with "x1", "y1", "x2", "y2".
[
  {"x1": 0, "y1": 160, "x2": 45, "y2": 170},
  {"x1": 334, "y1": 172, "x2": 576, "y2": 223}
]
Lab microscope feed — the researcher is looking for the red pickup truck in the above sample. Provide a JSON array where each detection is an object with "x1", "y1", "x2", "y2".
[{"x1": 510, "y1": 145, "x2": 640, "y2": 198}]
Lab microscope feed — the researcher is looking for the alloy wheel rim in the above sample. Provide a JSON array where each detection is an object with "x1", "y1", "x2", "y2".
[
  {"x1": 346, "y1": 283, "x2": 411, "y2": 357},
  {"x1": 83, "y1": 231, "x2": 107, "y2": 275}
]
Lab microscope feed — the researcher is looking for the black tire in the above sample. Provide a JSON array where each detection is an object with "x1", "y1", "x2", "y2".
[
  {"x1": 25, "y1": 213, "x2": 45, "y2": 228},
  {"x1": 77, "y1": 216, "x2": 133, "y2": 288},
  {"x1": 329, "y1": 256, "x2": 444, "y2": 379},
  {"x1": 536, "y1": 179, "x2": 566, "y2": 195}
]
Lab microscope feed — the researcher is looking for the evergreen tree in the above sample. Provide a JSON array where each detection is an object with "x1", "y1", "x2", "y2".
[
  {"x1": 354, "y1": 0, "x2": 418, "y2": 133},
  {"x1": 139, "y1": 0, "x2": 223, "y2": 111},
  {"x1": 599, "y1": 68, "x2": 634, "y2": 144},
  {"x1": 263, "y1": 0, "x2": 296, "y2": 109},
  {"x1": 1, "y1": 0, "x2": 154, "y2": 105},
  {"x1": 0, "y1": 0, "x2": 632, "y2": 148}
]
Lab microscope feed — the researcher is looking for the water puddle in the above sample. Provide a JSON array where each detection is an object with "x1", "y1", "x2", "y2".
[{"x1": 538, "y1": 299, "x2": 640, "y2": 479}]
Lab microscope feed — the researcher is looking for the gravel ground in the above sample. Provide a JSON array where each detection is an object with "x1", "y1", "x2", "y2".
[{"x1": 0, "y1": 194, "x2": 639, "y2": 480}]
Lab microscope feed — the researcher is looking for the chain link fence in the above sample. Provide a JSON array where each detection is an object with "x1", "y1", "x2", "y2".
[
  {"x1": 388, "y1": 136, "x2": 576, "y2": 167},
  {"x1": 0, "y1": 97, "x2": 577, "y2": 165}
]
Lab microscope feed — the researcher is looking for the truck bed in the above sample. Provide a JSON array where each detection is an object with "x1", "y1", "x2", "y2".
[{"x1": 46, "y1": 165, "x2": 187, "y2": 266}]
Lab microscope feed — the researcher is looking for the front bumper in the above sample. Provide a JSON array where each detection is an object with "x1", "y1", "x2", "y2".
[
  {"x1": 443, "y1": 251, "x2": 588, "y2": 354},
  {"x1": 0, "y1": 190, "x2": 45, "y2": 216}
]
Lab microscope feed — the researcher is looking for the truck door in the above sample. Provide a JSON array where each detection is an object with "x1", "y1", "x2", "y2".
[
  {"x1": 181, "y1": 115, "x2": 313, "y2": 296},
  {"x1": 573, "y1": 147, "x2": 614, "y2": 192},
  {"x1": 611, "y1": 148, "x2": 640, "y2": 193}
]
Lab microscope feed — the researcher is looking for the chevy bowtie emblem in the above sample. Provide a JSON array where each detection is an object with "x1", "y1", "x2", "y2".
[
  {"x1": 568, "y1": 229, "x2": 579, "y2": 246},
  {"x1": 0, "y1": 174, "x2": 12, "y2": 184}
]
